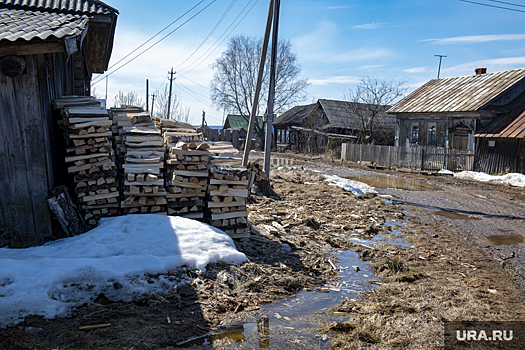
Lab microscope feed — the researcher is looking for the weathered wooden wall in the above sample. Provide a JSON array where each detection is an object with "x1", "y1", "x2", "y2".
[
  {"x1": 0, "y1": 52, "x2": 71, "y2": 244},
  {"x1": 475, "y1": 138, "x2": 523, "y2": 174}
]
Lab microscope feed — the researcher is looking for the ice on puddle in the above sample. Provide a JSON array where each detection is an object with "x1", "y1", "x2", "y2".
[{"x1": 0, "y1": 215, "x2": 247, "y2": 327}]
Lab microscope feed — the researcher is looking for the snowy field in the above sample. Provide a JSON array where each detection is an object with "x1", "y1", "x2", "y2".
[{"x1": 0, "y1": 215, "x2": 247, "y2": 327}]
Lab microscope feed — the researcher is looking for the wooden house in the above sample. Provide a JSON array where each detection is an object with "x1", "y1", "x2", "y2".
[
  {"x1": 388, "y1": 68, "x2": 525, "y2": 151},
  {"x1": 0, "y1": 0, "x2": 118, "y2": 245},
  {"x1": 273, "y1": 99, "x2": 394, "y2": 152}
]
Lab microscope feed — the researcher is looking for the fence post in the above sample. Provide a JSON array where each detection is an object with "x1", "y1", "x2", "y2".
[{"x1": 420, "y1": 148, "x2": 425, "y2": 171}]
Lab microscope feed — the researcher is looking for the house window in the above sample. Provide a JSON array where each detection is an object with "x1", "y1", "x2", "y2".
[
  {"x1": 488, "y1": 140, "x2": 496, "y2": 147},
  {"x1": 428, "y1": 123, "x2": 436, "y2": 145},
  {"x1": 411, "y1": 124, "x2": 419, "y2": 144}
]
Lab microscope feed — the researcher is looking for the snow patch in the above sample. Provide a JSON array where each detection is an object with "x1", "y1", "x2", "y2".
[
  {"x1": 453, "y1": 171, "x2": 525, "y2": 187},
  {"x1": 0, "y1": 215, "x2": 247, "y2": 327},
  {"x1": 323, "y1": 174, "x2": 377, "y2": 194}
]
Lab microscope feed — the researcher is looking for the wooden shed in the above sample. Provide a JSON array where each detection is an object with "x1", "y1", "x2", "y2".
[{"x1": 0, "y1": 0, "x2": 118, "y2": 246}]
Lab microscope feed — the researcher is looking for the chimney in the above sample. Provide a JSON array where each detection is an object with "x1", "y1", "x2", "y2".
[{"x1": 475, "y1": 68, "x2": 487, "y2": 75}]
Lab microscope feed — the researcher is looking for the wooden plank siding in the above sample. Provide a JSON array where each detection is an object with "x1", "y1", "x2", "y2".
[
  {"x1": 0, "y1": 52, "x2": 71, "y2": 244},
  {"x1": 475, "y1": 138, "x2": 523, "y2": 174}
]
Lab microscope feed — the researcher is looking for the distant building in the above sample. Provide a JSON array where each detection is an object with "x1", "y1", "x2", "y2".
[{"x1": 223, "y1": 114, "x2": 265, "y2": 137}]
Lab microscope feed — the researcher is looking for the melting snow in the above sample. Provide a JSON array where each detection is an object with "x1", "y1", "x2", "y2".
[
  {"x1": 442, "y1": 170, "x2": 525, "y2": 187},
  {"x1": 0, "y1": 215, "x2": 247, "y2": 327},
  {"x1": 323, "y1": 174, "x2": 377, "y2": 194}
]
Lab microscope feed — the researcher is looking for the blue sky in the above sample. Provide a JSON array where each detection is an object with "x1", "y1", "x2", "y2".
[{"x1": 92, "y1": 0, "x2": 525, "y2": 125}]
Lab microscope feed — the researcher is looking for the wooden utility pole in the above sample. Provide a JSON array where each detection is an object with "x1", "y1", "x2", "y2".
[
  {"x1": 151, "y1": 93, "x2": 156, "y2": 116},
  {"x1": 242, "y1": 0, "x2": 275, "y2": 167},
  {"x1": 167, "y1": 68, "x2": 176, "y2": 119},
  {"x1": 146, "y1": 79, "x2": 149, "y2": 111},
  {"x1": 263, "y1": 0, "x2": 280, "y2": 178},
  {"x1": 201, "y1": 110, "x2": 206, "y2": 130}
]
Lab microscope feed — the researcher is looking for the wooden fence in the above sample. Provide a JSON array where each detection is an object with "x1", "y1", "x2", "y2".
[
  {"x1": 201, "y1": 128, "x2": 243, "y2": 149},
  {"x1": 341, "y1": 144, "x2": 475, "y2": 172}
]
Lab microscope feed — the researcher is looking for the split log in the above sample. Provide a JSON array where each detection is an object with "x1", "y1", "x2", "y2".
[{"x1": 47, "y1": 186, "x2": 89, "y2": 237}]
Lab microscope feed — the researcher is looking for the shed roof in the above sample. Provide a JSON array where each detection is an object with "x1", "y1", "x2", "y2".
[
  {"x1": 475, "y1": 110, "x2": 525, "y2": 138},
  {"x1": 0, "y1": 7, "x2": 89, "y2": 42},
  {"x1": 388, "y1": 68, "x2": 525, "y2": 114},
  {"x1": 0, "y1": 0, "x2": 118, "y2": 15},
  {"x1": 224, "y1": 115, "x2": 264, "y2": 131},
  {"x1": 319, "y1": 99, "x2": 394, "y2": 130},
  {"x1": 273, "y1": 103, "x2": 315, "y2": 126}
]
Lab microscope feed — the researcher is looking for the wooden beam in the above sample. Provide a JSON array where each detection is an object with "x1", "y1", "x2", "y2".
[{"x1": 0, "y1": 42, "x2": 64, "y2": 56}]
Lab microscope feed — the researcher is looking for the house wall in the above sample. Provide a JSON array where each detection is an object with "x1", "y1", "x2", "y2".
[
  {"x1": 0, "y1": 52, "x2": 72, "y2": 244},
  {"x1": 475, "y1": 137, "x2": 523, "y2": 174}
]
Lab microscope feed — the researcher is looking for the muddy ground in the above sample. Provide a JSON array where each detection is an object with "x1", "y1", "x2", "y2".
[{"x1": 1, "y1": 154, "x2": 525, "y2": 349}]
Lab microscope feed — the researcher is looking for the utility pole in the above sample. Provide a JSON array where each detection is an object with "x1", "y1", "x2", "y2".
[
  {"x1": 242, "y1": 0, "x2": 275, "y2": 167},
  {"x1": 167, "y1": 68, "x2": 176, "y2": 119},
  {"x1": 105, "y1": 76, "x2": 108, "y2": 108},
  {"x1": 146, "y1": 79, "x2": 149, "y2": 111},
  {"x1": 201, "y1": 110, "x2": 206, "y2": 130},
  {"x1": 435, "y1": 55, "x2": 447, "y2": 79},
  {"x1": 263, "y1": 0, "x2": 280, "y2": 179},
  {"x1": 151, "y1": 93, "x2": 156, "y2": 116}
]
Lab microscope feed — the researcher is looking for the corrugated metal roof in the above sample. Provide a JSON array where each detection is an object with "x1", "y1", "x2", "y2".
[
  {"x1": 0, "y1": 0, "x2": 117, "y2": 15},
  {"x1": 319, "y1": 99, "x2": 394, "y2": 130},
  {"x1": 224, "y1": 115, "x2": 264, "y2": 131},
  {"x1": 389, "y1": 68, "x2": 525, "y2": 114},
  {"x1": 273, "y1": 103, "x2": 315, "y2": 126},
  {"x1": 475, "y1": 110, "x2": 525, "y2": 138},
  {"x1": 0, "y1": 7, "x2": 88, "y2": 41}
]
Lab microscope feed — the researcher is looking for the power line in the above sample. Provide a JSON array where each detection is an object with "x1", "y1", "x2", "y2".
[
  {"x1": 91, "y1": 0, "x2": 218, "y2": 86},
  {"x1": 181, "y1": 0, "x2": 259, "y2": 74},
  {"x1": 174, "y1": 80, "x2": 213, "y2": 108},
  {"x1": 176, "y1": 0, "x2": 238, "y2": 70},
  {"x1": 488, "y1": 0, "x2": 525, "y2": 8},
  {"x1": 105, "y1": 1, "x2": 207, "y2": 73},
  {"x1": 459, "y1": 0, "x2": 525, "y2": 12}
]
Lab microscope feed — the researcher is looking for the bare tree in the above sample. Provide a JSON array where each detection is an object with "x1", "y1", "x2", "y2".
[
  {"x1": 112, "y1": 90, "x2": 144, "y2": 109},
  {"x1": 344, "y1": 77, "x2": 407, "y2": 144},
  {"x1": 152, "y1": 84, "x2": 191, "y2": 123},
  {"x1": 211, "y1": 35, "x2": 309, "y2": 139}
]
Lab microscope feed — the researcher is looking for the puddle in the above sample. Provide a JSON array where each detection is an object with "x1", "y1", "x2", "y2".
[
  {"x1": 434, "y1": 210, "x2": 481, "y2": 221},
  {"x1": 179, "y1": 250, "x2": 381, "y2": 349},
  {"x1": 351, "y1": 222, "x2": 409, "y2": 248},
  {"x1": 486, "y1": 234, "x2": 523, "y2": 246},
  {"x1": 347, "y1": 174, "x2": 442, "y2": 191}
]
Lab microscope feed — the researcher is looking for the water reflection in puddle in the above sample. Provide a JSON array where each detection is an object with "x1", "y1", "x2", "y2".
[
  {"x1": 486, "y1": 234, "x2": 523, "y2": 246},
  {"x1": 347, "y1": 174, "x2": 442, "y2": 191},
  {"x1": 434, "y1": 210, "x2": 481, "y2": 221},
  {"x1": 179, "y1": 251, "x2": 380, "y2": 349}
]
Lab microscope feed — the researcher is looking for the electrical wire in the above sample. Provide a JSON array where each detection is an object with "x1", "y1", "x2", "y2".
[
  {"x1": 174, "y1": 80, "x2": 213, "y2": 108},
  {"x1": 104, "y1": 1, "x2": 207, "y2": 73},
  {"x1": 488, "y1": 0, "x2": 525, "y2": 8},
  {"x1": 459, "y1": 0, "x2": 525, "y2": 12},
  {"x1": 180, "y1": 0, "x2": 259, "y2": 74},
  {"x1": 91, "y1": 0, "x2": 218, "y2": 86},
  {"x1": 175, "y1": 0, "x2": 238, "y2": 70}
]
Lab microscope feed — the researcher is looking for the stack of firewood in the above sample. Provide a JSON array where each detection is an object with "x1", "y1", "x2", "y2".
[
  {"x1": 165, "y1": 140, "x2": 210, "y2": 220},
  {"x1": 55, "y1": 97, "x2": 118, "y2": 226},
  {"x1": 117, "y1": 111, "x2": 167, "y2": 215},
  {"x1": 207, "y1": 165, "x2": 251, "y2": 239}
]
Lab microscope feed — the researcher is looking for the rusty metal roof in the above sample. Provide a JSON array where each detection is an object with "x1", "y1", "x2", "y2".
[
  {"x1": 0, "y1": 7, "x2": 88, "y2": 41},
  {"x1": 0, "y1": 0, "x2": 118, "y2": 15},
  {"x1": 475, "y1": 110, "x2": 525, "y2": 138},
  {"x1": 388, "y1": 68, "x2": 525, "y2": 114}
]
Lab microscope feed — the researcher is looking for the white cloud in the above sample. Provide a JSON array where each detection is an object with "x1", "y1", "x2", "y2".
[
  {"x1": 325, "y1": 5, "x2": 352, "y2": 10},
  {"x1": 310, "y1": 75, "x2": 360, "y2": 85},
  {"x1": 403, "y1": 66, "x2": 427, "y2": 73},
  {"x1": 422, "y1": 34, "x2": 525, "y2": 45},
  {"x1": 443, "y1": 56, "x2": 525, "y2": 75},
  {"x1": 360, "y1": 64, "x2": 385, "y2": 70},
  {"x1": 353, "y1": 22, "x2": 386, "y2": 30}
]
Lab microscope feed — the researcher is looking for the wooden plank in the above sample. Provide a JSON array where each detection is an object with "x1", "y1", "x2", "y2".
[
  {"x1": 65, "y1": 153, "x2": 110, "y2": 163},
  {"x1": 81, "y1": 192, "x2": 119, "y2": 202},
  {"x1": 125, "y1": 135, "x2": 163, "y2": 142},
  {"x1": 69, "y1": 117, "x2": 110, "y2": 123},
  {"x1": 70, "y1": 120, "x2": 112, "y2": 129},
  {"x1": 0, "y1": 41, "x2": 64, "y2": 56},
  {"x1": 125, "y1": 156, "x2": 161, "y2": 164},
  {"x1": 69, "y1": 132, "x2": 111, "y2": 139},
  {"x1": 211, "y1": 211, "x2": 248, "y2": 221},
  {"x1": 66, "y1": 108, "x2": 109, "y2": 116},
  {"x1": 172, "y1": 170, "x2": 209, "y2": 177},
  {"x1": 125, "y1": 180, "x2": 164, "y2": 186},
  {"x1": 209, "y1": 189, "x2": 249, "y2": 197},
  {"x1": 209, "y1": 179, "x2": 249, "y2": 186},
  {"x1": 123, "y1": 163, "x2": 163, "y2": 169},
  {"x1": 68, "y1": 159, "x2": 113, "y2": 173},
  {"x1": 169, "y1": 149, "x2": 210, "y2": 156},
  {"x1": 207, "y1": 200, "x2": 245, "y2": 208},
  {"x1": 125, "y1": 141, "x2": 163, "y2": 147}
]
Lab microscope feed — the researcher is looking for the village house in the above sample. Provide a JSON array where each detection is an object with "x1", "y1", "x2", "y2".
[
  {"x1": 388, "y1": 68, "x2": 525, "y2": 153},
  {"x1": 0, "y1": 0, "x2": 118, "y2": 242},
  {"x1": 273, "y1": 99, "x2": 394, "y2": 152}
]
